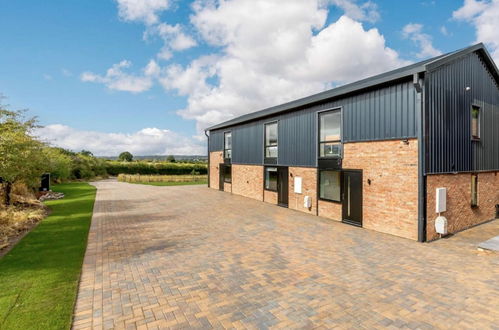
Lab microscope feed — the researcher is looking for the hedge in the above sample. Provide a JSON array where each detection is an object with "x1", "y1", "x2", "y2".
[{"x1": 105, "y1": 161, "x2": 208, "y2": 176}]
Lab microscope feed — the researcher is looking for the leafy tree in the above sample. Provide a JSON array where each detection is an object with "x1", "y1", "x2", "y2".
[
  {"x1": 118, "y1": 151, "x2": 133, "y2": 162},
  {"x1": 166, "y1": 155, "x2": 176, "y2": 163},
  {"x1": 42, "y1": 147, "x2": 72, "y2": 182},
  {"x1": 0, "y1": 108, "x2": 47, "y2": 205},
  {"x1": 80, "y1": 150, "x2": 93, "y2": 157}
]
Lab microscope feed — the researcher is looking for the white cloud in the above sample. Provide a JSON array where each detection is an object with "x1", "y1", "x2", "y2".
[
  {"x1": 326, "y1": 0, "x2": 380, "y2": 23},
  {"x1": 36, "y1": 124, "x2": 205, "y2": 156},
  {"x1": 453, "y1": 0, "x2": 499, "y2": 62},
  {"x1": 43, "y1": 74, "x2": 53, "y2": 80},
  {"x1": 159, "y1": 0, "x2": 407, "y2": 131},
  {"x1": 61, "y1": 68, "x2": 73, "y2": 77},
  {"x1": 144, "y1": 23, "x2": 197, "y2": 61},
  {"x1": 81, "y1": 59, "x2": 160, "y2": 93},
  {"x1": 402, "y1": 23, "x2": 442, "y2": 58},
  {"x1": 115, "y1": 0, "x2": 170, "y2": 25},
  {"x1": 440, "y1": 26, "x2": 450, "y2": 36}
]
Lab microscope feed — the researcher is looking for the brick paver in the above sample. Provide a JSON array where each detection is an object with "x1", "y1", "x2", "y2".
[{"x1": 73, "y1": 180, "x2": 499, "y2": 329}]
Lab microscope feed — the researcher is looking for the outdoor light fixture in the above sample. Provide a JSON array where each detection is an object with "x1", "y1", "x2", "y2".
[{"x1": 466, "y1": 86, "x2": 471, "y2": 91}]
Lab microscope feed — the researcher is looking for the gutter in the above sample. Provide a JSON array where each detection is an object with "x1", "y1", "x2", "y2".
[
  {"x1": 205, "y1": 130, "x2": 210, "y2": 188},
  {"x1": 414, "y1": 73, "x2": 427, "y2": 242}
]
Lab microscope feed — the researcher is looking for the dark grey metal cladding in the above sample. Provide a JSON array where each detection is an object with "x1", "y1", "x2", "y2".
[
  {"x1": 232, "y1": 121, "x2": 263, "y2": 164},
  {"x1": 208, "y1": 129, "x2": 224, "y2": 152},
  {"x1": 426, "y1": 51, "x2": 499, "y2": 174}
]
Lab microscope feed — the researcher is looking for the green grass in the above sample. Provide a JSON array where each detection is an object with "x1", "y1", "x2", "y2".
[
  {"x1": 0, "y1": 183, "x2": 96, "y2": 330},
  {"x1": 127, "y1": 180, "x2": 207, "y2": 186}
]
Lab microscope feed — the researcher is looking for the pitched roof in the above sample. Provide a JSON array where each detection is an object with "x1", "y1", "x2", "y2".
[{"x1": 207, "y1": 43, "x2": 498, "y2": 131}]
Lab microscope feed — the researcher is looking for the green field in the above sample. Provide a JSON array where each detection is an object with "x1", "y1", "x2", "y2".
[{"x1": 0, "y1": 183, "x2": 96, "y2": 330}]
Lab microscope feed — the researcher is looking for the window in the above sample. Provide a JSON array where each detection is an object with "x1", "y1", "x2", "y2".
[
  {"x1": 265, "y1": 122, "x2": 278, "y2": 158},
  {"x1": 471, "y1": 174, "x2": 478, "y2": 207},
  {"x1": 224, "y1": 165, "x2": 232, "y2": 183},
  {"x1": 319, "y1": 170, "x2": 341, "y2": 202},
  {"x1": 224, "y1": 132, "x2": 232, "y2": 159},
  {"x1": 319, "y1": 110, "x2": 341, "y2": 157},
  {"x1": 264, "y1": 167, "x2": 278, "y2": 191},
  {"x1": 471, "y1": 105, "x2": 480, "y2": 140}
]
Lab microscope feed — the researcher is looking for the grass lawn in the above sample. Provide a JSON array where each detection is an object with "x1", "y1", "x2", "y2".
[
  {"x1": 127, "y1": 180, "x2": 207, "y2": 186},
  {"x1": 0, "y1": 182, "x2": 96, "y2": 330}
]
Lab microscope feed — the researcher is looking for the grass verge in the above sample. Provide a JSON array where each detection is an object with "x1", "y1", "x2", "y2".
[
  {"x1": 127, "y1": 180, "x2": 207, "y2": 186},
  {"x1": 0, "y1": 182, "x2": 96, "y2": 330}
]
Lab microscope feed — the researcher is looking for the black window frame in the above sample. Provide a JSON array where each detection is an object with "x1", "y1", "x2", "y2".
[
  {"x1": 318, "y1": 169, "x2": 342, "y2": 203},
  {"x1": 224, "y1": 131, "x2": 232, "y2": 161},
  {"x1": 471, "y1": 173, "x2": 478, "y2": 207},
  {"x1": 264, "y1": 121, "x2": 278, "y2": 164},
  {"x1": 471, "y1": 105, "x2": 481, "y2": 141},
  {"x1": 318, "y1": 108, "x2": 342, "y2": 159},
  {"x1": 224, "y1": 164, "x2": 232, "y2": 183},
  {"x1": 264, "y1": 166, "x2": 278, "y2": 192}
]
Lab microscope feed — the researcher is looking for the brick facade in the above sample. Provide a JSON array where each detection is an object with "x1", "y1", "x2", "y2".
[
  {"x1": 342, "y1": 139, "x2": 419, "y2": 240},
  {"x1": 224, "y1": 182, "x2": 232, "y2": 193},
  {"x1": 426, "y1": 171, "x2": 499, "y2": 241},
  {"x1": 288, "y1": 167, "x2": 317, "y2": 215},
  {"x1": 209, "y1": 151, "x2": 224, "y2": 190},
  {"x1": 232, "y1": 165, "x2": 263, "y2": 201},
  {"x1": 318, "y1": 200, "x2": 342, "y2": 221},
  {"x1": 264, "y1": 190, "x2": 278, "y2": 204}
]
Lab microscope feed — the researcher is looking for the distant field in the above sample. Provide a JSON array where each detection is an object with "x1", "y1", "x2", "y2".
[{"x1": 118, "y1": 174, "x2": 207, "y2": 186}]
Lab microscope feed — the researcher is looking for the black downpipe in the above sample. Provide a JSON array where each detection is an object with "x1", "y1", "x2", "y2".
[
  {"x1": 205, "y1": 130, "x2": 210, "y2": 188},
  {"x1": 415, "y1": 73, "x2": 427, "y2": 242}
]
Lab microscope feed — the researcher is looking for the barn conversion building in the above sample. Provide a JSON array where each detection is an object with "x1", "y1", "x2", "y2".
[{"x1": 205, "y1": 43, "x2": 499, "y2": 242}]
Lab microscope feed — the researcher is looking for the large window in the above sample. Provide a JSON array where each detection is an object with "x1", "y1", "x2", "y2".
[
  {"x1": 264, "y1": 167, "x2": 278, "y2": 191},
  {"x1": 319, "y1": 170, "x2": 341, "y2": 202},
  {"x1": 224, "y1": 165, "x2": 232, "y2": 183},
  {"x1": 471, "y1": 105, "x2": 480, "y2": 140},
  {"x1": 265, "y1": 122, "x2": 278, "y2": 158},
  {"x1": 471, "y1": 174, "x2": 478, "y2": 207},
  {"x1": 319, "y1": 110, "x2": 341, "y2": 158},
  {"x1": 224, "y1": 132, "x2": 232, "y2": 159}
]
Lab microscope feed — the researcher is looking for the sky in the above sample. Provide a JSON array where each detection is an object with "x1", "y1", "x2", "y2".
[{"x1": 0, "y1": 0, "x2": 498, "y2": 156}]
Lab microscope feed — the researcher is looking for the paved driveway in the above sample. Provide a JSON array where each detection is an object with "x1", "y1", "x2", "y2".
[{"x1": 73, "y1": 180, "x2": 499, "y2": 329}]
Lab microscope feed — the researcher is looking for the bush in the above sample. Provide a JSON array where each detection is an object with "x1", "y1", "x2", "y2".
[
  {"x1": 117, "y1": 174, "x2": 207, "y2": 183},
  {"x1": 106, "y1": 161, "x2": 208, "y2": 176}
]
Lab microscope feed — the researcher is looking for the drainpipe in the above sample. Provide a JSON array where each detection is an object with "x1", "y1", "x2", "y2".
[
  {"x1": 414, "y1": 73, "x2": 427, "y2": 242},
  {"x1": 205, "y1": 129, "x2": 210, "y2": 188}
]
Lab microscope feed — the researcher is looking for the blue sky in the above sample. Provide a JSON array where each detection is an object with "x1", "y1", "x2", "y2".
[{"x1": 0, "y1": 0, "x2": 496, "y2": 155}]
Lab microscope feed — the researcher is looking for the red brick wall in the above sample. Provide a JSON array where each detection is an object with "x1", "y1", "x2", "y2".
[
  {"x1": 209, "y1": 151, "x2": 223, "y2": 190},
  {"x1": 288, "y1": 167, "x2": 317, "y2": 215},
  {"x1": 343, "y1": 139, "x2": 419, "y2": 240},
  {"x1": 232, "y1": 165, "x2": 263, "y2": 201},
  {"x1": 264, "y1": 190, "x2": 277, "y2": 204},
  {"x1": 426, "y1": 172, "x2": 499, "y2": 241},
  {"x1": 224, "y1": 182, "x2": 232, "y2": 193},
  {"x1": 318, "y1": 200, "x2": 342, "y2": 221}
]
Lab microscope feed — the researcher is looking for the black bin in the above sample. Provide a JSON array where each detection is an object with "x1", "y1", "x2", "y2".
[{"x1": 40, "y1": 173, "x2": 50, "y2": 192}]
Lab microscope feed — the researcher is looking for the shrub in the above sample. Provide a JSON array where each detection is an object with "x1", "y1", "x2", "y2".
[{"x1": 106, "y1": 161, "x2": 207, "y2": 176}]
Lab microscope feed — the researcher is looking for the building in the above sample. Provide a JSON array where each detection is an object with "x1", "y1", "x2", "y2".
[{"x1": 205, "y1": 43, "x2": 499, "y2": 242}]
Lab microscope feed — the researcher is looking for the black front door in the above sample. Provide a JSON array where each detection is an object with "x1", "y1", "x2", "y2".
[
  {"x1": 277, "y1": 167, "x2": 288, "y2": 207},
  {"x1": 219, "y1": 164, "x2": 225, "y2": 191},
  {"x1": 342, "y1": 170, "x2": 362, "y2": 226}
]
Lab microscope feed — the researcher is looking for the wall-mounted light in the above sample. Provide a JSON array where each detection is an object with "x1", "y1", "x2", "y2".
[
  {"x1": 465, "y1": 86, "x2": 471, "y2": 91},
  {"x1": 367, "y1": 179, "x2": 372, "y2": 185},
  {"x1": 403, "y1": 139, "x2": 410, "y2": 145}
]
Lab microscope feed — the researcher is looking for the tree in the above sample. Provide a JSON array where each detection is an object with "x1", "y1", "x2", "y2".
[
  {"x1": 166, "y1": 155, "x2": 176, "y2": 163},
  {"x1": 80, "y1": 150, "x2": 93, "y2": 157},
  {"x1": 118, "y1": 151, "x2": 133, "y2": 162},
  {"x1": 0, "y1": 108, "x2": 47, "y2": 205}
]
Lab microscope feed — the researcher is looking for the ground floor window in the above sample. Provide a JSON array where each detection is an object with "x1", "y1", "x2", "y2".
[
  {"x1": 264, "y1": 167, "x2": 278, "y2": 191},
  {"x1": 224, "y1": 165, "x2": 232, "y2": 183},
  {"x1": 471, "y1": 174, "x2": 478, "y2": 207},
  {"x1": 319, "y1": 170, "x2": 341, "y2": 202}
]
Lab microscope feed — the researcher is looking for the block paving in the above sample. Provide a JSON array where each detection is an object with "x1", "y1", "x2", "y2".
[{"x1": 73, "y1": 180, "x2": 499, "y2": 329}]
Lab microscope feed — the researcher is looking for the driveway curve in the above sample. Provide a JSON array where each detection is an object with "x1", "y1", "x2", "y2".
[{"x1": 72, "y1": 180, "x2": 499, "y2": 329}]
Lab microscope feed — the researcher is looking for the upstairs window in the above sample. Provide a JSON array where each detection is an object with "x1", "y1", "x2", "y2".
[
  {"x1": 319, "y1": 110, "x2": 341, "y2": 158},
  {"x1": 224, "y1": 132, "x2": 232, "y2": 159},
  {"x1": 471, "y1": 105, "x2": 480, "y2": 140},
  {"x1": 265, "y1": 122, "x2": 278, "y2": 159}
]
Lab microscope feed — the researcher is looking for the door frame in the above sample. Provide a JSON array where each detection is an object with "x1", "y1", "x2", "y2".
[
  {"x1": 277, "y1": 166, "x2": 289, "y2": 207},
  {"x1": 219, "y1": 163, "x2": 225, "y2": 191},
  {"x1": 342, "y1": 169, "x2": 363, "y2": 227}
]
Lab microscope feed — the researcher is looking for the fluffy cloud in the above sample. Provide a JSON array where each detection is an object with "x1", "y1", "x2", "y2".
[
  {"x1": 115, "y1": 0, "x2": 170, "y2": 25},
  {"x1": 81, "y1": 59, "x2": 160, "y2": 93},
  {"x1": 402, "y1": 23, "x2": 442, "y2": 59},
  {"x1": 145, "y1": 23, "x2": 197, "y2": 60},
  {"x1": 326, "y1": 0, "x2": 380, "y2": 23},
  {"x1": 36, "y1": 124, "x2": 205, "y2": 156},
  {"x1": 453, "y1": 0, "x2": 499, "y2": 62},
  {"x1": 163, "y1": 0, "x2": 407, "y2": 130}
]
